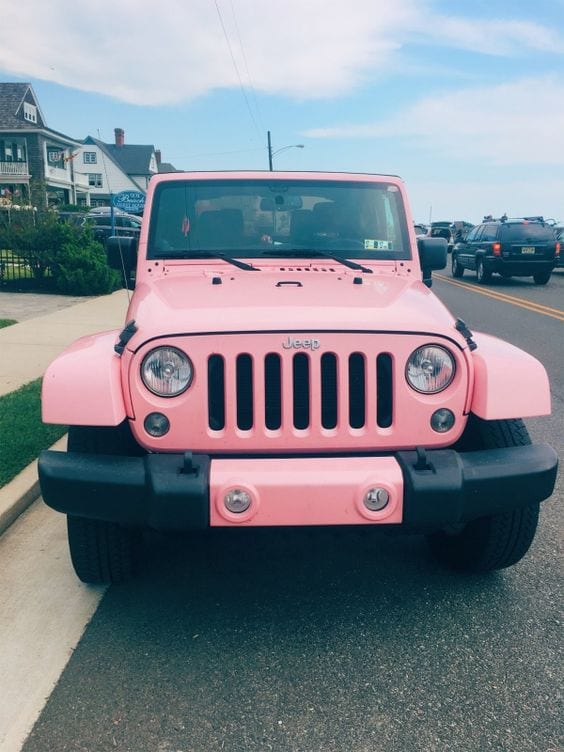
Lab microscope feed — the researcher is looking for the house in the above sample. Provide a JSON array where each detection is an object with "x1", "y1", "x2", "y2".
[
  {"x1": 74, "y1": 129, "x2": 176, "y2": 208},
  {"x1": 0, "y1": 82, "x2": 89, "y2": 208}
]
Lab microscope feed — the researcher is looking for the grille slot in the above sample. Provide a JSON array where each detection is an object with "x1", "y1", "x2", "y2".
[
  {"x1": 207, "y1": 355, "x2": 225, "y2": 430},
  {"x1": 348, "y1": 352, "x2": 366, "y2": 428},
  {"x1": 293, "y1": 353, "x2": 310, "y2": 429},
  {"x1": 264, "y1": 353, "x2": 282, "y2": 430},
  {"x1": 236, "y1": 354, "x2": 253, "y2": 430},
  {"x1": 320, "y1": 353, "x2": 338, "y2": 429},
  {"x1": 376, "y1": 353, "x2": 393, "y2": 428}
]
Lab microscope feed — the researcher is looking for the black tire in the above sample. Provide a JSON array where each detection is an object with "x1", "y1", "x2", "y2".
[
  {"x1": 476, "y1": 258, "x2": 491, "y2": 284},
  {"x1": 66, "y1": 423, "x2": 142, "y2": 584},
  {"x1": 427, "y1": 416, "x2": 540, "y2": 572},
  {"x1": 451, "y1": 253, "x2": 464, "y2": 278},
  {"x1": 533, "y1": 271, "x2": 551, "y2": 285}
]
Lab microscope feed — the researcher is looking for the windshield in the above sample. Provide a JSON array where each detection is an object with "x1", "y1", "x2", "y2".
[{"x1": 147, "y1": 179, "x2": 411, "y2": 261}]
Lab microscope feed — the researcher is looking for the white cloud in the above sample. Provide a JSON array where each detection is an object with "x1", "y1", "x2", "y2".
[
  {"x1": 0, "y1": 1, "x2": 560, "y2": 105},
  {"x1": 305, "y1": 76, "x2": 564, "y2": 166},
  {"x1": 420, "y1": 17, "x2": 560, "y2": 56},
  {"x1": 0, "y1": 0, "x2": 417, "y2": 105}
]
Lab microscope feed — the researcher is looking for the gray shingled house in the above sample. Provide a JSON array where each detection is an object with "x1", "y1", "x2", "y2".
[{"x1": 0, "y1": 82, "x2": 89, "y2": 208}]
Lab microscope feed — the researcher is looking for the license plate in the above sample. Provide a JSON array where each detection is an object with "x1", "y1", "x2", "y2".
[{"x1": 521, "y1": 246, "x2": 536, "y2": 254}]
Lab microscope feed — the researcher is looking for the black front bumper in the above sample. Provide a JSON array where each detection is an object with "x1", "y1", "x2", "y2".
[{"x1": 38, "y1": 444, "x2": 558, "y2": 532}]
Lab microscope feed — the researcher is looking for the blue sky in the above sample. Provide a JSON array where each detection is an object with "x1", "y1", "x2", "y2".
[{"x1": 1, "y1": 0, "x2": 563, "y2": 223}]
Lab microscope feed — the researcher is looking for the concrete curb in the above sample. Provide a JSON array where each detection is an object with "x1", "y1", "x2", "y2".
[{"x1": 0, "y1": 435, "x2": 67, "y2": 536}]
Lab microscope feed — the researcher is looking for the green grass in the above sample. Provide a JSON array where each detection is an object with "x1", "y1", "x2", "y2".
[
  {"x1": 0, "y1": 319, "x2": 17, "y2": 329},
  {"x1": 0, "y1": 379, "x2": 67, "y2": 488}
]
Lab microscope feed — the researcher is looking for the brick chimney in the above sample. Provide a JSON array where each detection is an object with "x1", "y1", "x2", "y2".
[
  {"x1": 155, "y1": 149, "x2": 162, "y2": 166},
  {"x1": 114, "y1": 128, "x2": 125, "y2": 147}
]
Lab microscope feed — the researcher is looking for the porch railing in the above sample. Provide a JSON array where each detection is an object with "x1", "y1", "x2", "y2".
[{"x1": 0, "y1": 161, "x2": 29, "y2": 176}]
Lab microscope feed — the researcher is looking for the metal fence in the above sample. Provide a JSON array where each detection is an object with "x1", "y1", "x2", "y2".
[{"x1": 0, "y1": 248, "x2": 54, "y2": 290}]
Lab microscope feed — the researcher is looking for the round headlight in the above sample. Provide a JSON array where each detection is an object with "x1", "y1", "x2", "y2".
[
  {"x1": 141, "y1": 346, "x2": 193, "y2": 396},
  {"x1": 406, "y1": 345, "x2": 455, "y2": 394}
]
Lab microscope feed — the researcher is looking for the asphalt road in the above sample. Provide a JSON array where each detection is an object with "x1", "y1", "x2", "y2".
[{"x1": 21, "y1": 269, "x2": 564, "y2": 752}]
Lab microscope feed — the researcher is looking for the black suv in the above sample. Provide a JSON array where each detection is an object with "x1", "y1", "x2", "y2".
[
  {"x1": 83, "y1": 213, "x2": 142, "y2": 247},
  {"x1": 451, "y1": 217, "x2": 559, "y2": 285}
]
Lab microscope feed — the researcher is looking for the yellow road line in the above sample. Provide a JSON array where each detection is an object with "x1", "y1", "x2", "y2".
[{"x1": 434, "y1": 274, "x2": 564, "y2": 322}]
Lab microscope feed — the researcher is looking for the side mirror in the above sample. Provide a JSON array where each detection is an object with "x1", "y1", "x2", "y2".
[
  {"x1": 106, "y1": 236, "x2": 138, "y2": 289},
  {"x1": 417, "y1": 237, "x2": 447, "y2": 287},
  {"x1": 107, "y1": 235, "x2": 138, "y2": 272}
]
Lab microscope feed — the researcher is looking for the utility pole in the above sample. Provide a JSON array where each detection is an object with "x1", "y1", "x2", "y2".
[{"x1": 267, "y1": 130, "x2": 273, "y2": 171}]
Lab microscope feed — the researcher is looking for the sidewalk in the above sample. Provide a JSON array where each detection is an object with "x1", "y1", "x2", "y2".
[
  {"x1": 0, "y1": 289, "x2": 129, "y2": 397},
  {"x1": 0, "y1": 288, "x2": 130, "y2": 533}
]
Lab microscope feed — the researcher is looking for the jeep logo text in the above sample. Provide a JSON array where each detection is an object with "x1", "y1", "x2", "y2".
[{"x1": 282, "y1": 337, "x2": 321, "y2": 350}]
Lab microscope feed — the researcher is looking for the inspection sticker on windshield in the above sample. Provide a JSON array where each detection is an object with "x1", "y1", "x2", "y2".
[{"x1": 365, "y1": 239, "x2": 392, "y2": 251}]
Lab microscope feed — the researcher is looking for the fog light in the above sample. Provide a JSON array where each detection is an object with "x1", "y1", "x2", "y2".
[
  {"x1": 224, "y1": 488, "x2": 252, "y2": 513},
  {"x1": 363, "y1": 487, "x2": 390, "y2": 512},
  {"x1": 430, "y1": 408, "x2": 455, "y2": 433},
  {"x1": 144, "y1": 412, "x2": 170, "y2": 437}
]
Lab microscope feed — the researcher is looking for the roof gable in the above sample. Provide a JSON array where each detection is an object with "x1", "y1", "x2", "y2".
[{"x1": 0, "y1": 82, "x2": 46, "y2": 128}]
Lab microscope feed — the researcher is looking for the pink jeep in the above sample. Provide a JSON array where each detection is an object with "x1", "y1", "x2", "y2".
[{"x1": 38, "y1": 172, "x2": 558, "y2": 583}]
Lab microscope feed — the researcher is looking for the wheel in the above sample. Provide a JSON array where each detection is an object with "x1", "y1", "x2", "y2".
[
  {"x1": 533, "y1": 271, "x2": 551, "y2": 285},
  {"x1": 66, "y1": 423, "x2": 143, "y2": 584},
  {"x1": 451, "y1": 253, "x2": 464, "y2": 278},
  {"x1": 476, "y1": 258, "x2": 491, "y2": 284},
  {"x1": 427, "y1": 417, "x2": 540, "y2": 572}
]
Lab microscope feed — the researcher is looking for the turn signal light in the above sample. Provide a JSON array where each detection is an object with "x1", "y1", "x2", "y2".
[
  {"x1": 492, "y1": 242, "x2": 501, "y2": 256},
  {"x1": 556, "y1": 242, "x2": 560, "y2": 257}
]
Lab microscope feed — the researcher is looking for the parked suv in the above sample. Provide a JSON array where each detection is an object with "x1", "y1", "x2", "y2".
[
  {"x1": 38, "y1": 172, "x2": 557, "y2": 583},
  {"x1": 451, "y1": 217, "x2": 560, "y2": 284},
  {"x1": 83, "y1": 212, "x2": 142, "y2": 247}
]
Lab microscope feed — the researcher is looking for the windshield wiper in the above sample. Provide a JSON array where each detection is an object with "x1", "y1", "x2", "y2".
[
  {"x1": 154, "y1": 251, "x2": 259, "y2": 271},
  {"x1": 260, "y1": 249, "x2": 373, "y2": 274}
]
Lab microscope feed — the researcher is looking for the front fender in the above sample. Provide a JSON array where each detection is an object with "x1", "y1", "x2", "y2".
[
  {"x1": 42, "y1": 330, "x2": 126, "y2": 426},
  {"x1": 470, "y1": 332, "x2": 551, "y2": 419}
]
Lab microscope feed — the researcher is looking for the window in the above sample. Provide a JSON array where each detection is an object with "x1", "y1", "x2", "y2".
[
  {"x1": 23, "y1": 103, "x2": 37, "y2": 123},
  {"x1": 88, "y1": 173, "x2": 103, "y2": 187},
  {"x1": 501, "y1": 223, "x2": 554, "y2": 243},
  {"x1": 47, "y1": 147, "x2": 65, "y2": 168},
  {"x1": 83, "y1": 152, "x2": 97, "y2": 164},
  {"x1": 480, "y1": 224, "x2": 499, "y2": 242},
  {"x1": 466, "y1": 226, "x2": 482, "y2": 242}
]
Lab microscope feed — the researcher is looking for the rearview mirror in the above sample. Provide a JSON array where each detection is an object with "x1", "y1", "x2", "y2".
[{"x1": 260, "y1": 195, "x2": 303, "y2": 211}]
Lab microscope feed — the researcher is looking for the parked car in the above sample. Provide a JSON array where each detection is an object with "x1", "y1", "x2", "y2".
[
  {"x1": 83, "y1": 212, "x2": 142, "y2": 247},
  {"x1": 451, "y1": 216, "x2": 559, "y2": 284},
  {"x1": 38, "y1": 170, "x2": 557, "y2": 584},
  {"x1": 413, "y1": 223, "x2": 427, "y2": 236}
]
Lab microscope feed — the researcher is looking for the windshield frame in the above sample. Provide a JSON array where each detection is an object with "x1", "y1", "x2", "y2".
[{"x1": 146, "y1": 178, "x2": 412, "y2": 262}]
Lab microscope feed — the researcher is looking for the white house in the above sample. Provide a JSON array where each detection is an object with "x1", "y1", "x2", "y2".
[{"x1": 74, "y1": 128, "x2": 161, "y2": 208}]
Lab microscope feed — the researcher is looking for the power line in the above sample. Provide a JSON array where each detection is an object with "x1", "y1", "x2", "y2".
[
  {"x1": 228, "y1": 0, "x2": 264, "y2": 133},
  {"x1": 213, "y1": 0, "x2": 262, "y2": 138}
]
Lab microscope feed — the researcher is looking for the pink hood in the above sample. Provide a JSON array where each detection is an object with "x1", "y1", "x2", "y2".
[{"x1": 125, "y1": 264, "x2": 461, "y2": 349}]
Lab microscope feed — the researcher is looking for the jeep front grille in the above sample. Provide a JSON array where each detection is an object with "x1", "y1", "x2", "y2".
[
  {"x1": 207, "y1": 350, "x2": 394, "y2": 433},
  {"x1": 130, "y1": 332, "x2": 469, "y2": 452}
]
